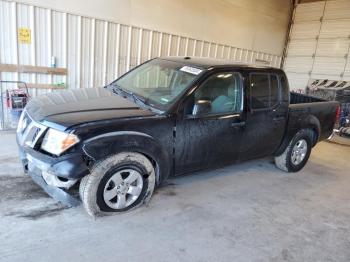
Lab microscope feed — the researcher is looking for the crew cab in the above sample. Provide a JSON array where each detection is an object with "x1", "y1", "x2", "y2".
[{"x1": 16, "y1": 57, "x2": 339, "y2": 216}]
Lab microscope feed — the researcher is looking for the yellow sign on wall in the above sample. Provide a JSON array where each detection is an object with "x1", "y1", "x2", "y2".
[{"x1": 18, "y1": 28, "x2": 31, "y2": 44}]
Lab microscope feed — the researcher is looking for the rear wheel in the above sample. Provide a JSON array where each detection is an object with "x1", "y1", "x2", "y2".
[
  {"x1": 275, "y1": 129, "x2": 313, "y2": 172},
  {"x1": 80, "y1": 152, "x2": 156, "y2": 216}
]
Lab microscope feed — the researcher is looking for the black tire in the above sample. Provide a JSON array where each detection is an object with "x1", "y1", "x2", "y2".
[
  {"x1": 79, "y1": 152, "x2": 156, "y2": 217},
  {"x1": 274, "y1": 129, "x2": 314, "y2": 172},
  {"x1": 79, "y1": 175, "x2": 89, "y2": 200},
  {"x1": 21, "y1": 160, "x2": 28, "y2": 174}
]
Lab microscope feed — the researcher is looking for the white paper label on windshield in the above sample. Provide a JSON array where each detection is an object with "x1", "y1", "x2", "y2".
[{"x1": 180, "y1": 66, "x2": 202, "y2": 75}]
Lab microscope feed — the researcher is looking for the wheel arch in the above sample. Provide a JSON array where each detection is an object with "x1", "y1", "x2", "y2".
[
  {"x1": 82, "y1": 131, "x2": 171, "y2": 185},
  {"x1": 303, "y1": 114, "x2": 321, "y2": 146},
  {"x1": 274, "y1": 115, "x2": 321, "y2": 156}
]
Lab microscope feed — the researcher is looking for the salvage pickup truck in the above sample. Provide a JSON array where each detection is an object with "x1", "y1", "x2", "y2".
[{"x1": 17, "y1": 57, "x2": 339, "y2": 216}]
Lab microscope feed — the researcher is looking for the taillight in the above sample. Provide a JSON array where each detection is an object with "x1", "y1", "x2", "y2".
[{"x1": 335, "y1": 105, "x2": 341, "y2": 124}]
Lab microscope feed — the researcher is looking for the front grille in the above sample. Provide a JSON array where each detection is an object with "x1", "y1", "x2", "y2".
[
  {"x1": 17, "y1": 110, "x2": 47, "y2": 148},
  {"x1": 31, "y1": 127, "x2": 41, "y2": 144}
]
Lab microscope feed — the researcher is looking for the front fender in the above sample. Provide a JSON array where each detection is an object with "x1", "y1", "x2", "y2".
[{"x1": 82, "y1": 131, "x2": 171, "y2": 184}]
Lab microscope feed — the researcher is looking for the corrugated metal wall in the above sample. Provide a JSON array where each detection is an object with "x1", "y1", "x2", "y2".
[
  {"x1": 0, "y1": 0, "x2": 282, "y2": 96},
  {"x1": 283, "y1": 0, "x2": 350, "y2": 91}
]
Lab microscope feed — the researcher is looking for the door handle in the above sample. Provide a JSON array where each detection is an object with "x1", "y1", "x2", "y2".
[{"x1": 231, "y1": 121, "x2": 246, "y2": 128}]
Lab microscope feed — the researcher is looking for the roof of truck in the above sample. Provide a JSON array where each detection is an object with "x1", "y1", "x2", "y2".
[{"x1": 160, "y1": 56, "x2": 281, "y2": 71}]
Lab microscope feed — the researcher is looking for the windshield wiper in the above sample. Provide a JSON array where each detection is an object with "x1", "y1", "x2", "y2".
[
  {"x1": 129, "y1": 91, "x2": 148, "y2": 107},
  {"x1": 111, "y1": 84, "x2": 124, "y2": 95},
  {"x1": 112, "y1": 85, "x2": 149, "y2": 107}
]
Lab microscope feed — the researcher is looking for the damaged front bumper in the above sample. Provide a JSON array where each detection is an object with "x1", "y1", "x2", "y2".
[
  {"x1": 18, "y1": 146, "x2": 89, "y2": 207},
  {"x1": 27, "y1": 166, "x2": 81, "y2": 207}
]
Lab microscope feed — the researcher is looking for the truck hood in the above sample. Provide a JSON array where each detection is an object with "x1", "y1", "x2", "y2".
[{"x1": 25, "y1": 88, "x2": 156, "y2": 129}]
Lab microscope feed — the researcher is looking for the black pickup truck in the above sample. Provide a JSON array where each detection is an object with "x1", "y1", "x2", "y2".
[{"x1": 17, "y1": 57, "x2": 339, "y2": 216}]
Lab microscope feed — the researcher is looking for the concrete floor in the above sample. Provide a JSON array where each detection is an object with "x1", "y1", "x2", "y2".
[{"x1": 0, "y1": 131, "x2": 350, "y2": 262}]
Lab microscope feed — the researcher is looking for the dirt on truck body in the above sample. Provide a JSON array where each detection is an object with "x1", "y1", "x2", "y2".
[{"x1": 16, "y1": 57, "x2": 339, "y2": 216}]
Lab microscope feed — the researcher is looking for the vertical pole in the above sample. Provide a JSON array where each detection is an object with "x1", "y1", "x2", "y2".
[
  {"x1": 90, "y1": 18, "x2": 95, "y2": 87},
  {"x1": 62, "y1": 12, "x2": 67, "y2": 87},
  {"x1": 192, "y1": 39, "x2": 197, "y2": 57},
  {"x1": 29, "y1": 5, "x2": 36, "y2": 94},
  {"x1": 114, "y1": 24, "x2": 120, "y2": 79},
  {"x1": 158, "y1": 32, "x2": 163, "y2": 57},
  {"x1": 147, "y1": 30, "x2": 153, "y2": 87},
  {"x1": 221, "y1": 45, "x2": 225, "y2": 58},
  {"x1": 136, "y1": 28, "x2": 143, "y2": 87},
  {"x1": 103, "y1": 21, "x2": 109, "y2": 85},
  {"x1": 167, "y1": 34, "x2": 172, "y2": 56},
  {"x1": 214, "y1": 44, "x2": 218, "y2": 58},
  {"x1": 176, "y1": 36, "x2": 180, "y2": 56},
  {"x1": 184, "y1": 37, "x2": 189, "y2": 56},
  {"x1": 200, "y1": 41, "x2": 204, "y2": 57},
  {"x1": 126, "y1": 25, "x2": 132, "y2": 71},
  {"x1": 11, "y1": 2, "x2": 19, "y2": 81},
  {"x1": 137, "y1": 28, "x2": 143, "y2": 65},
  {"x1": 233, "y1": 48, "x2": 237, "y2": 60},
  {"x1": 148, "y1": 30, "x2": 153, "y2": 59},
  {"x1": 251, "y1": 51, "x2": 255, "y2": 63},
  {"x1": 47, "y1": 9, "x2": 52, "y2": 86},
  {"x1": 77, "y1": 15, "x2": 82, "y2": 88}
]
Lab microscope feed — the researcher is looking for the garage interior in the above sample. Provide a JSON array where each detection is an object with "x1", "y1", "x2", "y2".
[{"x1": 0, "y1": 0, "x2": 350, "y2": 261}]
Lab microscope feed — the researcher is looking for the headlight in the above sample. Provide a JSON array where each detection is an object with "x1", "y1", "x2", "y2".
[
  {"x1": 17, "y1": 111, "x2": 28, "y2": 133},
  {"x1": 41, "y1": 129, "x2": 80, "y2": 156}
]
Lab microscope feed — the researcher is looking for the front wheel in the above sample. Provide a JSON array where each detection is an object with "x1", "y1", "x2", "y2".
[
  {"x1": 274, "y1": 129, "x2": 313, "y2": 172},
  {"x1": 80, "y1": 152, "x2": 156, "y2": 217}
]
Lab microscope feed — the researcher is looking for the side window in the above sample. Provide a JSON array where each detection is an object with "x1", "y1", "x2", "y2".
[
  {"x1": 270, "y1": 74, "x2": 279, "y2": 106},
  {"x1": 250, "y1": 73, "x2": 270, "y2": 109},
  {"x1": 279, "y1": 75, "x2": 290, "y2": 103},
  {"x1": 189, "y1": 72, "x2": 243, "y2": 115}
]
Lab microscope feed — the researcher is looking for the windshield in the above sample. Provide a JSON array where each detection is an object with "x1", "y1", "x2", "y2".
[{"x1": 110, "y1": 59, "x2": 203, "y2": 111}]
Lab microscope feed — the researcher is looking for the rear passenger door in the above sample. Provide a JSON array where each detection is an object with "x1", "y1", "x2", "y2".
[{"x1": 239, "y1": 72, "x2": 288, "y2": 160}]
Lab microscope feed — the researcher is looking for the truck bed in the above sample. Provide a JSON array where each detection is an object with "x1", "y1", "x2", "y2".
[
  {"x1": 290, "y1": 92, "x2": 325, "y2": 104},
  {"x1": 288, "y1": 92, "x2": 339, "y2": 141}
]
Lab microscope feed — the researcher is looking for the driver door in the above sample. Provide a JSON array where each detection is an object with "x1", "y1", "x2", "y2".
[{"x1": 175, "y1": 71, "x2": 245, "y2": 174}]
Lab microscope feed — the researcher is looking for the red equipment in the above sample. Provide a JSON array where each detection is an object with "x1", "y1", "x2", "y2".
[{"x1": 5, "y1": 89, "x2": 29, "y2": 110}]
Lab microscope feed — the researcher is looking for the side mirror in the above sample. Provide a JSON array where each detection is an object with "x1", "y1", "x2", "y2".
[{"x1": 192, "y1": 100, "x2": 212, "y2": 116}]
